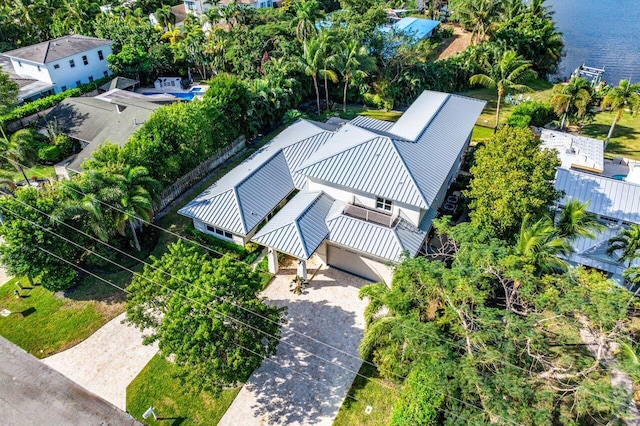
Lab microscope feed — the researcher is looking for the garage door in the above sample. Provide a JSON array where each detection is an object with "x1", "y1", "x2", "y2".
[{"x1": 326, "y1": 245, "x2": 392, "y2": 284}]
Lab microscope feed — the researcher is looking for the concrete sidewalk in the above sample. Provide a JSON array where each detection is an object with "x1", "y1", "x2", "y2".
[{"x1": 42, "y1": 312, "x2": 158, "y2": 410}]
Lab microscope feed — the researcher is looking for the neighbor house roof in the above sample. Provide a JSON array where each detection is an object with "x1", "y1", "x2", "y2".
[
  {"x1": 298, "y1": 92, "x2": 486, "y2": 209},
  {"x1": 99, "y1": 76, "x2": 139, "y2": 92},
  {"x1": 0, "y1": 337, "x2": 140, "y2": 426},
  {"x1": 252, "y1": 191, "x2": 334, "y2": 259},
  {"x1": 178, "y1": 119, "x2": 334, "y2": 235},
  {"x1": 540, "y1": 129, "x2": 604, "y2": 173},
  {"x1": 393, "y1": 17, "x2": 440, "y2": 42},
  {"x1": 326, "y1": 201, "x2": 426, "y2": 261},
  {"x1": 45, "y1": 95, "x2": 161, "y2": 172},
  {"x1": 3, "y1": 35, "x2": 112, "y2": 64},
  {"x1": 555, "y1": 168, "x2": 640, "y2": 223}
]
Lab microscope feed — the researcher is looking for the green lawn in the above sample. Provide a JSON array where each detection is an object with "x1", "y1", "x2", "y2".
[
  {"x1": 334, "y1": 363, "x2": 398, "y2": 426},
  {"x1": 581, "y1": 111, "x2": 640, "y2": 160},
  {"x1": 471, "y1": 125, "x2": 494, "y2": 143},
  {"x1": 0, "y1": 277, "x2": 115, "y2": 358},
  {"x1": 127, "y1": 355, "x2": 240, "y2": 425},
  {"x1": 462, "y1": 79, "x2": 554, "y2": 129}
]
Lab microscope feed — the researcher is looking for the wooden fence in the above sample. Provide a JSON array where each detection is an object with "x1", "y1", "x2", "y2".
[{"x1": 152, "y1": 135, "x2": 246, "y2": 214}]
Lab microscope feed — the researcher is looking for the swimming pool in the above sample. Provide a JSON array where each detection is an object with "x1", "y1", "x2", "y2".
[
  {"x1": 142, "y1": 88, "x2": 204, "y2": 101},
  {"x1": 612, "y1": 174, "x2": 628, "y2": 181}
]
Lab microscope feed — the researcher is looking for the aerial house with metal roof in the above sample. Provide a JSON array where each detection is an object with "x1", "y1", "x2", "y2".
[{"x1": 179, "y1": 91, "x2": 486, "y2": 284}]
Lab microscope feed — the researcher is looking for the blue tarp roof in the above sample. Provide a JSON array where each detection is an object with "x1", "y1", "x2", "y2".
[{"x1": 393, "y1": 17, "x2": 440, "y2": 42}]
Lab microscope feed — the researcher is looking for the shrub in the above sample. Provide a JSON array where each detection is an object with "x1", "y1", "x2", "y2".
[
  {"x1": 507, "y1": 100, "x2": 557, "y2": 128},
  {"x1": 38, "y1": 145, "x2": 61, "y2": 163},
  {"x1": 53, "y1": 134, "x2": 74, "y2": 158}
]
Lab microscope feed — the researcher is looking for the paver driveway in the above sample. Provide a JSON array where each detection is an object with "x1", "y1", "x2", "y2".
[
  {"x1": 219, "y1": 258, "x2": 370, "y2": 426},
  {"x1": 42, "y1": 312, "x2": 158, "y2": 410}
]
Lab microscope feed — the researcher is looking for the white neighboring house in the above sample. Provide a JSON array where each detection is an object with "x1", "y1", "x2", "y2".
[
  {"x1": 2, "y1": 35, "x2": 112, "y2": 98},
  {"x1": 183, "y1": 0, "x2": 273, "y2": 16},
  {"x1": 540, "y1": 129, "x2": 640, "y2": 285},
  {"x1": 179, "y1": 91, "x2": 486, "y2": 284}
]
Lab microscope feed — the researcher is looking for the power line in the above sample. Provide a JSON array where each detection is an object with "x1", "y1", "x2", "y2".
[{"x1": 0, "y1": 202, "x2": 518, "y2": 424}]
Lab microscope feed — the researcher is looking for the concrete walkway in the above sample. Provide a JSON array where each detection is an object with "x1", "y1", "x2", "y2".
[
  {"x1": 219, "y1": 258, "x2": 369, "y2": 426},
  {"x1": 42, "y1": 312, "x2": 158, "y2": 411}
]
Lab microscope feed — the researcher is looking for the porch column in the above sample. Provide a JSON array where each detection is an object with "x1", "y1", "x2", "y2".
[
  {"x1": 297, "y1": 259, "x2": 307, "y2": 281},
  {"x1": 267, "y1": 247, "x2": 279, "y2": 274}
]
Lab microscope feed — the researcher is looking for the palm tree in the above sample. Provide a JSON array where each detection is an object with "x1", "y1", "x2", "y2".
[
  {"x1": 555, "y1": 199, "x2": 605, "y2": 241},
  {"x1": 500, "y1": 0, "x2": 524, "y2": 21},
  {"x1": 469, "y1": 49, "x2": 537, "y2": 132},
  {"x1": 550, "y1": 77, "x2": 593, "y2": 130},
  {"x1": 456, "y1": 0, "x2": 500, "y2": 45},
  {"x1": 600, "y1": 79, "x2": 640, "y2": 147},
  {"x1": 298, "y1": 37, "x2": 324, "y2": 115},
  {"x1": 294, "y1": 0, "x2": 322, "y2": 41},
  {"x1": 318, "y1": 33, "x2": 338, "y2": 112},
  {"x1": 0, "y1": 128, "x2": 38, "y2": 184},
  {"x1": 161, "y1": 23, "x2": 183, "y2": 45},
  {"x1": 514, "y1": 216, "x2": 571, "y2": 275},
  {"x1": 336, "y1": 40, "x2": 376, "y2": 112},
  {"x1": 154, "y1": 5, "x2": 175, "y2": 31},
  {"x1": 105, "y1": 166, "x2": 159, "y2": 251},
  {"x1": 607, "y1": 225, "x2": 640, "y2": 268}
]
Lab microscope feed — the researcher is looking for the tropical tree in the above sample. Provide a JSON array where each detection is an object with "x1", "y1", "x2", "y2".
[
  {"x1": 0, "y1": 71, "x2": 18, "y2": 115},
  {"x1": 103, "y1": 165, "x2": 159, "y2": 251},
  {"x1": 317, "y1": 33, "x2": 338, "y2": 111},
  {"x1": 469, "y1": 49, "x2": 537, "y2": 132},
  {"x1": 294, "y1": 0, "x2": 322, "y2": 41},
  {"x1": 456, "y1": 0, "x2": 500, "y2": 44},
  {"x1": 154, "y1": 4, "x2": 175, "y2": 30},
  {"x1": 335, "y1": 39, "x2": 376, "y2": 112},
  {"x1": 298, "y1": 37, "x2": 324, "y2": 115},
  {"x1": 0, "y1": 129, "x2": 39, "y2": 184},
  {"x1": 125, "y1": 240, "x2": 283, "y2": 394},
  {"x1": 555, "y1": 199, "x2": 604, "y2": 241},
  {"x1": 607, "y1": 225, "x2": 640, "y2": 268},
  {"x1": 550, "y1": 77, "x2": 593, "y2": 129},
  {"x1": 600, "y1": 79, "x2": 640, "y2": 146},
  {"x1": 514, "y1": 216, "x2": 570, "y2": 275}
]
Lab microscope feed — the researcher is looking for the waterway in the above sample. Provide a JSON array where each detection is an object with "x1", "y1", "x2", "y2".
[{"x1": 548, "y1": 0, "x2": 640, "y2": 85}]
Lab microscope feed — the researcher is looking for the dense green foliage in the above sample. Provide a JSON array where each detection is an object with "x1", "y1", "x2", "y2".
[
  {"x1": 125, "y1": 241, "x2": 283, "y2": 394},
  {"x1": 361, "y1": 218, "x2": 634, "y2": 424},
  {"x1": 507, "y1": 100, "x2": 557, "y2": 128},
  {"x1": 466, "y1": 126, "x2": 559, "y2": 240}
]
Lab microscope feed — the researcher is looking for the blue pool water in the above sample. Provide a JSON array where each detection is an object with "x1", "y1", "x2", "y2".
[
  {"x1": 142, "y1": 89, "x2": 203, "y2": 101},
  {"x1": 612, "y1": 174, "x2": 628, "y2": 181}
]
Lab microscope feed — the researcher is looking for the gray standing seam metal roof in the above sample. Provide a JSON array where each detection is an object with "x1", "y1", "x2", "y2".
[
  {"x1": 178, "y1": 119, "x2": 330, "y2": 234},
  {"x1": 252, "y1": 191, "x2": 335, "y2": 259},
  {"x1": 3, "y1": 35, "x2": 112, "y2": 64},
  {"x1": 555, "y1": 168, "x2": 640, "y2": 223},
  {"x1": 349, "y1": 115, "x2": 395, "y2": 133},
  {"x1": 298, "y1": 93, "x2": 486, "y2": 209},
  {"x1": 325, "y1": 202, "x2": 426, "y2": 261},
  {"x1": 179, "y1": 151, "x2": 295, "y2": 235}
]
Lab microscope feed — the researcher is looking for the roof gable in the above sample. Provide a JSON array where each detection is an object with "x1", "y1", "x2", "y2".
[
  {"x1": 252, "y1": 191, "x2": 334, "y2": 259},
  {"x1": 388, "y1": 91, "x2": 449, "y2": 141}
]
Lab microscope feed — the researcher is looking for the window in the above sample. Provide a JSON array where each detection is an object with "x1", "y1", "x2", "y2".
[
  {"x1": 103, "y1": 70, "x2": 109, "y2": 77},
  {"x1": 97, "y1": 50, "x2": 104, "y2": 60},
  {"x1": 75, "y1": 80, "x2": 81, "y2": 87},
  {"x1": 375, "y1": 197, "x2": 392, "y2": 211},
  {"x1": 82, "y1": 55, "x2": 88, "y2": 65},
  {"x1": 206, "y1": 225, "x2": 233, "y2": 239},
  {"x1": 88, "y1": 76, "x2": 94, "y2": 82},
  {"x1": 61, "y1": 86, "x2": 67, "y2": 91},
  {"x1": 69, "y1": 59, "x2": 75, "y2": 68},
  {"x1": 53, "y1": 64, "x2": 60, "y2": 69}
]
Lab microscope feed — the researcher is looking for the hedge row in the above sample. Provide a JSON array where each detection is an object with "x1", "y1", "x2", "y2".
[{"x1": 0, "y1": 75, "x2": 114, "y2": 127}]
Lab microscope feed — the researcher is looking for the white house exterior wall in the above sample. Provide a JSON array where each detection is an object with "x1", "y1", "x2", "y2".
[
  {"x1": 9, "y1": 58, "x2": 52, "y2": 83},
  {"x1": 306, "y1": 177, "x2": 423, "y2": 227},
  {"x1": 193, "y1": 219, "x2": 246, "y2": 245},
  {"x1": 47, "y1": 45, "x2": 112, "y2": 92}
]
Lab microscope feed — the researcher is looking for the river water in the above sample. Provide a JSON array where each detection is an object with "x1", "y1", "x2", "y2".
[{"x1": 548, "y1": 0, "x2": 640, "y2": 85}]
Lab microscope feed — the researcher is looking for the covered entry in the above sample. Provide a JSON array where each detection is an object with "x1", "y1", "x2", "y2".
[{"x1": 326, "y1": 244, "x2": 392, "y2": 284}]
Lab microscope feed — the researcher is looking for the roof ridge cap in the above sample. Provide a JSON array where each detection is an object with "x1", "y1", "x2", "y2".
[
  {"x1": 43, "y1": 40, "x2": 52, "y2": 64},
  {"x1": 232, "y1": 187, "x2": 249, "y2": 233},
  {"x1": 389, "y1": 139, "x2": 430, "y2": 208}
]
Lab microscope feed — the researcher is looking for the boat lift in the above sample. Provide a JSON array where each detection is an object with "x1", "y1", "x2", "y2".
[{"x1": 571, "y1": 64, "x2": 606, "y2": 88}]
